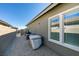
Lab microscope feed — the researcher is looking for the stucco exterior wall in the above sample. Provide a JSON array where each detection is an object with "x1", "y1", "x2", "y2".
[
  {"x1": 27, "y1": 3, "x2": 79, "y2": 55},
  {"x1": 0, "y1": 24, "x2": 16, "y2": 36}
]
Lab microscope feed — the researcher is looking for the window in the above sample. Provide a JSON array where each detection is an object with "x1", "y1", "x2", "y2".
[
  {"x1": 50, "y1": 16, "x2": 60, "y2": 41},
  {"x1": 48, "y1": 5, "x2": 79, "y2": 52},
  {"x1": 64, "y1": 8, "x2": 79, "y2": 46}
]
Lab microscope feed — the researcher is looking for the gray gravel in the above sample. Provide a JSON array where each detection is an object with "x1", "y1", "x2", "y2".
[{"x1": 4, "y1": 35, "x2": 59, "y2": 56}]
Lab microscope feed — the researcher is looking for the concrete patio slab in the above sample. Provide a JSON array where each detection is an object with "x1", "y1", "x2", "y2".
[{"x1": 4, "y1": 35, "x2": 59, "y2": 56}]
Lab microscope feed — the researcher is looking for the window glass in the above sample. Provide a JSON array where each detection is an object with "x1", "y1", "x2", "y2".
[
  {"x1": 64, "y1": 8, "x2": 79, "y2": 46},
  {"x1": 50, "y1": 16, "x2": 60, "y2": 41}
]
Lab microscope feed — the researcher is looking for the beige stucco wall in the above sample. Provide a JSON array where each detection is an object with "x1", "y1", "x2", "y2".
[
  {"x1": 0, "y1": 24, "x2": 16, "y2": 36},
  {"x1": 27, "y1": 3, "x2": 79, "y2": 55},
  {"x1": 28, "y1": 3, "x2": 79, "y2": 38}
]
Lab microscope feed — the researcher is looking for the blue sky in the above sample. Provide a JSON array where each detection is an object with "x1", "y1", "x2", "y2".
[{"x1": 0, "y1": 3, "x2": 49, "y2": 29}]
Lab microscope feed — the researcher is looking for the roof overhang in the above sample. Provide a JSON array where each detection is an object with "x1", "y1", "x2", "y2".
[
  {"x1": 0, "y1": 20, "x2": 12, "y2": 27},
  {"x1": 26, "y1": 3, "x2": 59, "y2": 26},
  {"x1": 0, "y1": 20, "x2": 17, "y2": 29}
]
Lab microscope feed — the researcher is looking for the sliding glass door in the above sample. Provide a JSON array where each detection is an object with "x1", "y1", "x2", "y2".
[
  {"x1": 49, "y1": 6, "x2": 79, "y2": 52},
  {"x1": 64, "y1": 8, "x2": 79, "y2": 46},
  {"x1": 50, "y1": 16, "x2": 60, "y2": 41}
]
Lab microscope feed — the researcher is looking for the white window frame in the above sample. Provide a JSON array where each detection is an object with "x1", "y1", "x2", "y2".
[{"x1": 48, "y1": 5, "x2": 79, "y2": 52}]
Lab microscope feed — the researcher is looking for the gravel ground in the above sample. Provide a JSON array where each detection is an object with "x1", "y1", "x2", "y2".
[{"x1": 4, "y1": 34, "x2": 59, "y2": 56}]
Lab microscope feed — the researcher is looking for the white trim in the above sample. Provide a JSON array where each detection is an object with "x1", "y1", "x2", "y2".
[
  {"x1": 59, "y1": 15, "x2": 64, "y2": 43},
  {"x1": 48, "y1": 5, "x2": 79, "y2": 52},
  {"x1": 48, "y1": 17, "x2": 50, "y2": 40}
]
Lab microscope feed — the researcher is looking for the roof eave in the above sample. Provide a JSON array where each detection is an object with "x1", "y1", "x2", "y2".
[
  {"x1": 26, "y1": 3, "x2": 59, "y2": 26},
  {"x1": 0, "y1": 20, "x2": 17, "y2": 29},
  {"x1": 0, "y1": 20, "x2": 11, "y2": 27}
]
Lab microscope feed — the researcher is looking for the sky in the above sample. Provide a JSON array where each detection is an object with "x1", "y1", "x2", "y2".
[{"x1": 0, "y1": 3, "x2": 49, "y2": 29}]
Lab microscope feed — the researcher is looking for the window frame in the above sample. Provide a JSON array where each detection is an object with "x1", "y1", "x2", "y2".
[{"x1": 48, "y1": 5, "x2": 79, "y2": 52}]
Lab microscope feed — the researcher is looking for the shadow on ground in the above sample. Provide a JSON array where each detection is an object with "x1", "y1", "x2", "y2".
[{"x1": 0, "y1": 32, "x2": 16, "y2": 55}]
